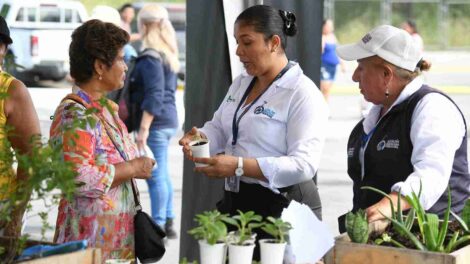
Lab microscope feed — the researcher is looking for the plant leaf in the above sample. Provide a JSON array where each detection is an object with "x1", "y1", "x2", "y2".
[
  {"x1": 450, "y1": 210, "x2": 469, "y2": 233},
  {"x1": 437, "y1": 187, "x2": 451, "y2": 248},
  {"x1": 384, "y1": 214, "x2": 425, "y2": 250}
]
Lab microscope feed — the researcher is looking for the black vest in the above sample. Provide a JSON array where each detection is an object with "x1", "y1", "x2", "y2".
[{"x1": 347, "y1": 85, "x2": 470, "y2": 216}]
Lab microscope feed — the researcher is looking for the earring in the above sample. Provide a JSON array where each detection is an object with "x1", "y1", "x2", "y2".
[
  {"x1": 385, "y1": 88, "x2": 390, "y2": 98},
  {"x1": 98, "y1": 74, "x2": 102, "y2": 81}
]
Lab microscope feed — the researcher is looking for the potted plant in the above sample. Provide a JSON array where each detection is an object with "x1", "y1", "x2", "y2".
[
  {"x1": 188, "y1": 210, "x2": 231, "y2": 264},
  {"x1": 223, "y1": 210, "x2": 263, "y2": 264},
  {"x1": 0, "y1": 97, "x2": 106, "y2": 263},
  {"x1": 325, "y1": 185, "x2": 470, "y2": 264},
  {"x1": 258, "y1": 216, "x2": 292, "y2": 264}
]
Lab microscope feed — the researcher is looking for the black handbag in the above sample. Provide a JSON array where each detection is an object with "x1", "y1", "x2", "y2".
[
  {"x1": 65, "y1": 94, "x2": 167, "y2": 262},
  {"x1": 130, "y1": 180, "x2": 167, "y2": 263}
]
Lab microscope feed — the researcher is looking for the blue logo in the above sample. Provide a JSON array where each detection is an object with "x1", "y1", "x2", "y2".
[{"x1": 254, "y1": 101, "x2": 276, "y2": 118}]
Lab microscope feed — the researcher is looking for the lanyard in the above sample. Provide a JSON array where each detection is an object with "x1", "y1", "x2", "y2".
[{"x1": 231, "y1": 62, "x2": 293, "y2": 146}]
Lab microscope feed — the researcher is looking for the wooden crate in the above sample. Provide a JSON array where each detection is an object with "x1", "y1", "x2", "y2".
[
  {"x1": 324, "y1": 234, "x2": 470, "y2": 264},
  {"x1": 0, "y1": 237, "x2": 101, "y2": 264},
  {"x1": 21, "y1": 248, "x2": 101, "y2": 264}
]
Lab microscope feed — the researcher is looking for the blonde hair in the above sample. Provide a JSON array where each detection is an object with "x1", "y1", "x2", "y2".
[
  {"x1": 138, "y1": 4, "x2": 180, "y2": 72},
  {"x1": 375, "y1": 56, "x2": 432, "y2": 82}
]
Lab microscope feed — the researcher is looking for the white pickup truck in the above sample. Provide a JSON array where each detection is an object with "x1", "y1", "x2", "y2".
[{"x1": 0, "y1": 0, "x2": 87, "y2": 83}]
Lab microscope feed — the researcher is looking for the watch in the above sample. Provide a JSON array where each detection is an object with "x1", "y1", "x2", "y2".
[{"x1": 235, "y1": 157, "x2": 244, "y2": 177}]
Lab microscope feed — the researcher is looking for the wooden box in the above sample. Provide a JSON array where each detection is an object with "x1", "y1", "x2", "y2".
[
  {"x1": 21, "y1": 248, "x2": 101, "y2": 264},
  {"x1": 324, "y1": 234, "x2": 470, "y2": 264},
  {"x1": 0, "y1": 237, "x2": 101, "y2": 264}
]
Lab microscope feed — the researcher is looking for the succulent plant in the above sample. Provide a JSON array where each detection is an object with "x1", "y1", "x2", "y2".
[{"x1": 346, "y1": 209, "x2": 369, "y2": 243}]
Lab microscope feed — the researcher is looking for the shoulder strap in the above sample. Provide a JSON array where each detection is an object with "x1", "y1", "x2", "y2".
[
  {"x1": 63, "y1": 94, "x2": 142, "y2": 210},
  {"x1": 139, "y1": 48, "x2": 162, "y2": 61}
]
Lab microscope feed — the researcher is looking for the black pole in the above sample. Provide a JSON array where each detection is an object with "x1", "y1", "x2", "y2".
[{"x1": 179, "y1": 0, "x2": 232, "y2": 261}]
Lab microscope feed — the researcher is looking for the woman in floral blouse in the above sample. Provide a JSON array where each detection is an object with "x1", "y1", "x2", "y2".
[{"x1": 50, "y1": 20, "x2": 155, "y2": 261}]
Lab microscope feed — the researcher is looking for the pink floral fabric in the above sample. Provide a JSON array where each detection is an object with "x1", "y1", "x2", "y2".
[{"x1": 50, "y1": 90, "x2": 139, "y2": 261}]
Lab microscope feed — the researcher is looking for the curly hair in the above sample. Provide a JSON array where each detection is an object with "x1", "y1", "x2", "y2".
[{"x1": 69, "y1": 19, "x2": 129, "y2": 84}]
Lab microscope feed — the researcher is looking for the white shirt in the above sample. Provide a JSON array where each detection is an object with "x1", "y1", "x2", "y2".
[
  {"x1": 362, "y1": 76, "x2": 466, "y2": 210},
  {"x1": 200, "y1": 62, "x2": 329, "y2": 192}
]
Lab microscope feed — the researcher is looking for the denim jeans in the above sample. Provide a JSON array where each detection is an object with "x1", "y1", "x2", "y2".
[{"x1": 146, "y1": 127, "x2": 177, "y2": 226}]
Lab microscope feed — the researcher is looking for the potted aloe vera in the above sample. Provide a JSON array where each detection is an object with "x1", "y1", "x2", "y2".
[
  {"x1": 325, "y1": 185, "x2": 470, "y2": 264},
  {"x1": 258, "y1": 216, "x2": 292, "y2": 264},
  {"x1": 223, "y1": 210, "x2": 263, "y2": 264},
  {"x1": 188, "y1": 210, "x2": 231, "y2": 264}
]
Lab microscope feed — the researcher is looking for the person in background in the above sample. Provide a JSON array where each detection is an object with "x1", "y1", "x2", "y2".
[
  {"x1": 0, "y1": 16, "x2": 41, "y2": 237},
  {"x1": 119, "y1": 3, "x2": 141, "y2": 42},
  {"x1": 131, "y1": 4, "x2": 180, "y2": 239},
  {"x1": 320, "y1": 19, "x2": 345, "y2": 102},
  {"x1": 50, "y1": 19, "x2": 155, "y2": 261},
  {"x1": 179, "y1": 5, "x2": 328, "y2": 260},
  {"x1": 401, "y1": 20, "x2": 424, "y2": 52},
  {"x1": 90, "y1": 5, "x2": 137, "y2": 65},
  {"x1": 336, "y1": 25, "x2": 469, "y2": 233}
]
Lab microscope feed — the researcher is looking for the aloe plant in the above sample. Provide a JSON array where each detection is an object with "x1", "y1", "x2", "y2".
[
  {"x1": 223, "y1": 210, "x2": 263, "y2": 245},
  {"x1": 365, "y1": 184, "x2": 470, "y2": 253},
  {"x1": 188, "y1": 210, "x2": 231, "y2": 245},
  {"x1": 361, "y1": 186, "x2": 416, "y2": 237},
  {"x1": 260, "y1": 216, "x2": 292, "y2": 243},
  {"x1": 451, "y1": 199, "x2": 470, "y2": 234},
  {"x1": 345, "y1": 209, "x2": 369, "y2": 243}
]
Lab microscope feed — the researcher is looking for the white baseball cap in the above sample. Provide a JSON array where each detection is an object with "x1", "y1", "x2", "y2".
[
  {"x1": 336, "y1": 25, "x2": 422, "y2": 72},
  {"x1": 90, "y1": 5, "x2": 121, "y2": 26}
]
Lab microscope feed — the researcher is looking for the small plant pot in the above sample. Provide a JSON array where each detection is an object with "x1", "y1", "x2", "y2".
[
  {"x1": 189, "y1": 139, "x2": 210, "y2": 167},
  {"x1": 259, "y1": 239, "x2": 287, "y2": 264},
  {"x1": 198, "y1": 240, "x2": 227, "y2": 264},
  {"x1": 226, "y1": 231, "x2": 257, "y2": 245},
  {"x1": 228, "y1": 242, "x2": 255, "y2": 264}
]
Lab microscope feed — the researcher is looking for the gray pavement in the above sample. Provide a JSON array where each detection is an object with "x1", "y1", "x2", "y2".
[{"x1": 22, "y1": 50, "x2": 470, "y2": 263}]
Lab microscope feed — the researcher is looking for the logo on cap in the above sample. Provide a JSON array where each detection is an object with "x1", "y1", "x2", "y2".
[{"x1": 362, "y1": 33, "x2": 372, "y2": 44}]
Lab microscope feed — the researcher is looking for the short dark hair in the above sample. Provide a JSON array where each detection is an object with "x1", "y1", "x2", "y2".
[
  {"x1": 69, "y1": 19, "x2": 129, "y2": 85},
  {"x1": 119, "y1": 3, "x2": 134, "y2": 13},
  {"x1": 406, "y1": 20, "x2": 418, "y2": 33},
  {"x1": 235, "y1": 5, "x2": 297, "y2": 50}
]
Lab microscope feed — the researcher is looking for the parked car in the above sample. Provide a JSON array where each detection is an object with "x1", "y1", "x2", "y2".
[
  {"x1": 131, "y1": 2, "x2": 186, "y2": 84},
  {"x1": 0, "y1": 0, "x2": 87, "y2": 84}
]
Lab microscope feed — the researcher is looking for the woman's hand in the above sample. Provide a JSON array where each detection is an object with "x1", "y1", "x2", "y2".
[
  {"x1": 193, "y1": 155, "x2": 238, "y2": 178},
  {"x1": 178, "y1": 126, "x2": 203, "y2": 160},
  {"x1": 136, "y1": 127, "x2": 150, "y2": 151},
  {"x1": 366, "y1": 192, "x2": 411, "y2": 222},
  {"x1": 129, "y1": 156, "x2": 155, "y2": 179}
]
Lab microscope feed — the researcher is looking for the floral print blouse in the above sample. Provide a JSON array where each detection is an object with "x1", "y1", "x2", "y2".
[{"x1": 50, "y1": 90, "x2": 139, "y2": 261}]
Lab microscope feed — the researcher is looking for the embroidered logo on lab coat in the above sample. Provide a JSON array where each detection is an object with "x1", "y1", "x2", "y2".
[
  {"x1": 226, "y1": 95, "x2": 236, "y2": 103},
  {"x1": 254, "y1": 101, "x2": 275, "y2": 118}
]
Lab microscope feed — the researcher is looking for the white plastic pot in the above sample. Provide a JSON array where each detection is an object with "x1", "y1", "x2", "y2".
[
  {"x1": 259, "y1": 239, "x2": 287, "y2": 264},
  {"x1": 228, "y1": 243, "x2": 255, "y2": 264},
  {"x1": 198, "y1": 240, "x2": 227, "y2": 264}
]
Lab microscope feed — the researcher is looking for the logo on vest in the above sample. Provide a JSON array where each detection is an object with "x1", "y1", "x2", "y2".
[
  {"x1": 377, "y1": 139, "x2": 400, "y2": 151},
  {"x1": 347, "y1": 147, "x2": 354, "y2": 157}
]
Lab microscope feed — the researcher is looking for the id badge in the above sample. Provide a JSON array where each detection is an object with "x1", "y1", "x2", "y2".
[{"x1": 225, "y1": 176, "x2": 240, "y2": 193}]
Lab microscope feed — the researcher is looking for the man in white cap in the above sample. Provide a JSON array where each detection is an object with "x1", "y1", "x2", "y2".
[{"x1": 336, "y1": 25, "x2": 469, "y2": 233}]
